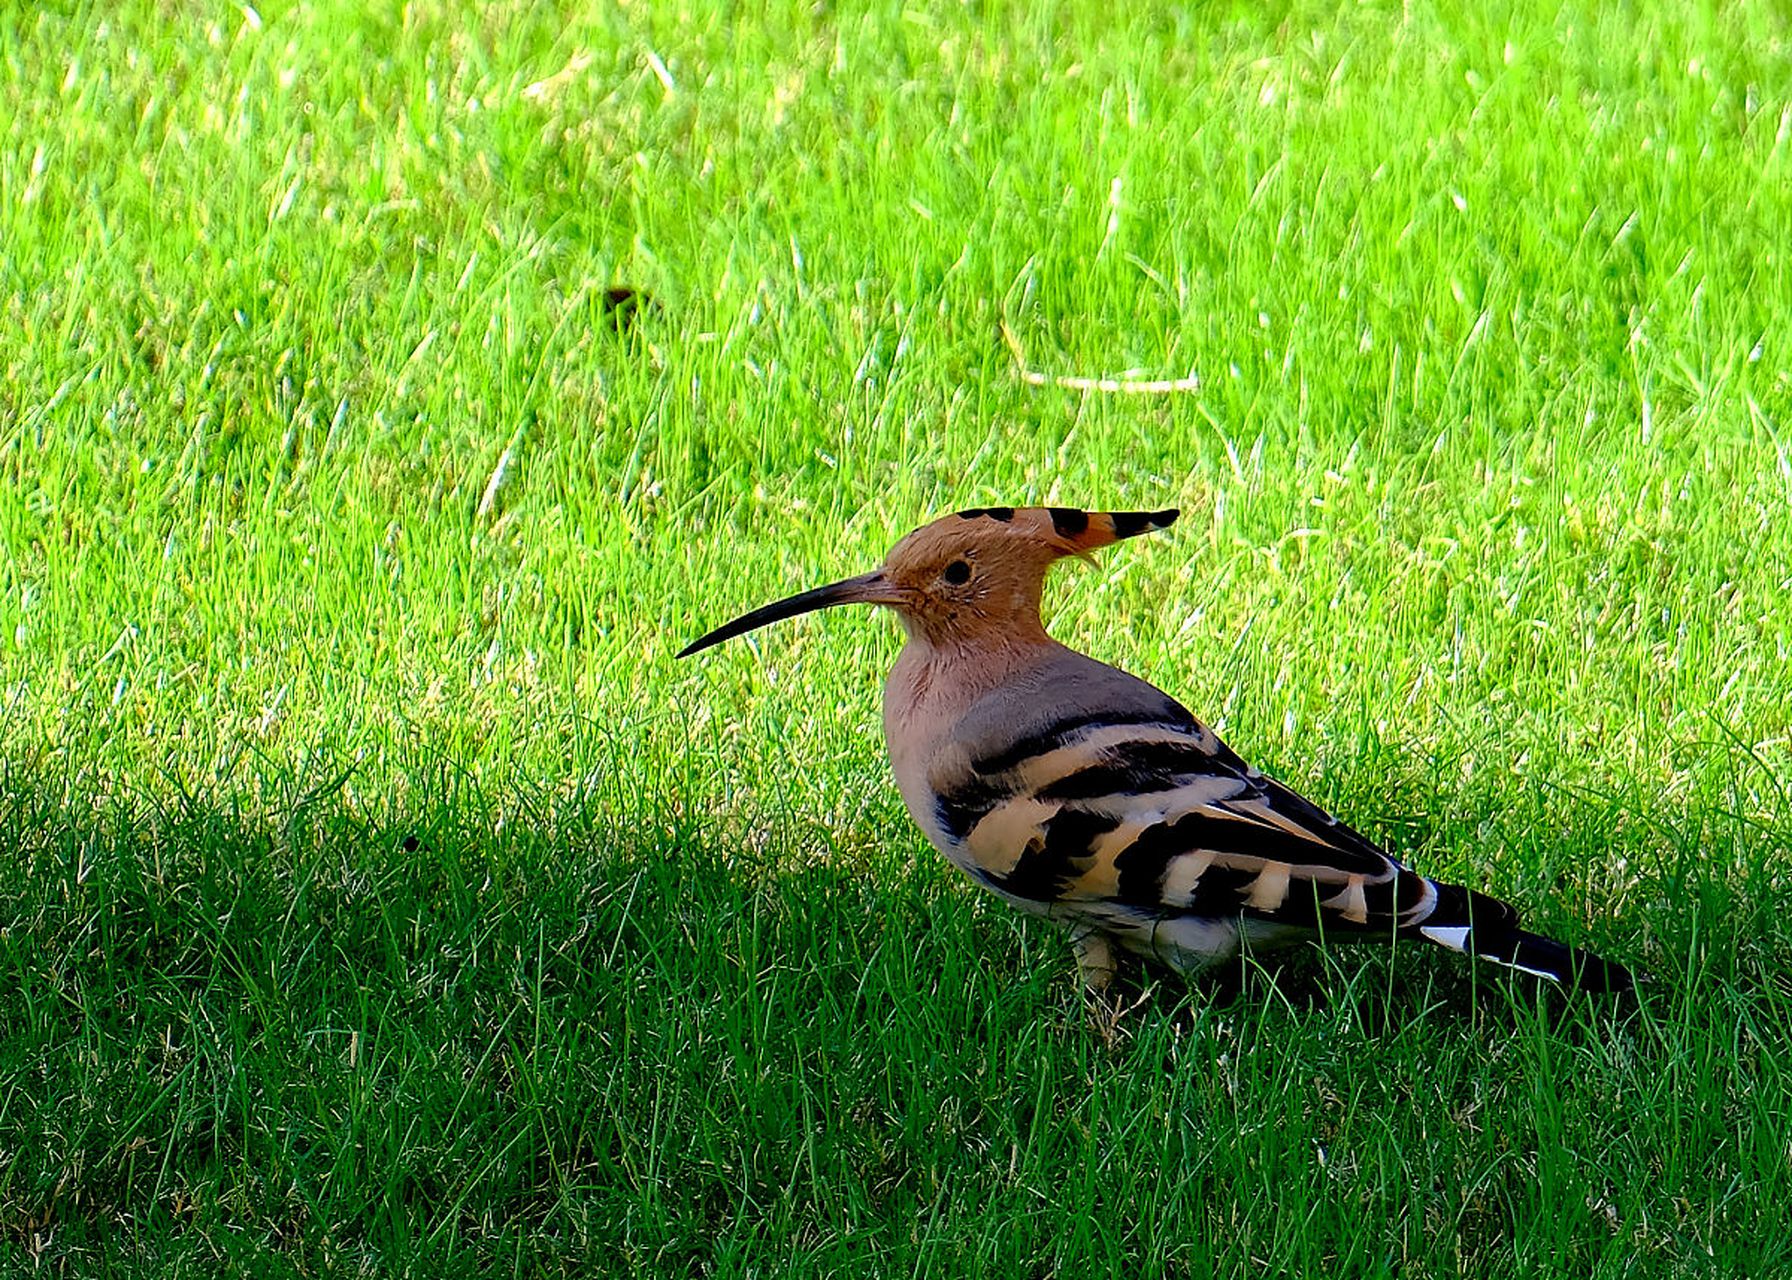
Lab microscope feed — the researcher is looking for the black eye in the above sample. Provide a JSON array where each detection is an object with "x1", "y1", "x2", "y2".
[{"x1": 942, "y1": 559, "x2": 972, "y2": 586}]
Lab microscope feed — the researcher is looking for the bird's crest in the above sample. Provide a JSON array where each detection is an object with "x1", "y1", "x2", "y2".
[{"x1": 952, "y1": 506, "x2": 1179, "y2": 553}]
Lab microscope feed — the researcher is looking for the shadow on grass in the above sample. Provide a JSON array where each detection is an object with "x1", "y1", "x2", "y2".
[{"x1": 0, "y1": 766, "x2": 1788, "y2": 1277}]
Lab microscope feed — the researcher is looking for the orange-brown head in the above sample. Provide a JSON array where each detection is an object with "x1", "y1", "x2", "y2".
[{"x1": 677, "y1": 506, "x2": 1179, "y2": 657}]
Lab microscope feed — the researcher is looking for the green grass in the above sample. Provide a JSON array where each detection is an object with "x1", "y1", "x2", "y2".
[{"x1": 4, "y1": 0, "x2": 1792, "y2": 1273}]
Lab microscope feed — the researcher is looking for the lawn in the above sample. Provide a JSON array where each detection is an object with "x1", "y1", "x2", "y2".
[{"x1": 4, "y1": 0, "x2": 1792, "y2": 1273}]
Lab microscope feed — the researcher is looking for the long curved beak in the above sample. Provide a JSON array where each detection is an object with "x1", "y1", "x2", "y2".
[{"x1": 677, "y1": 570, "x2": 903, "y2": 658}]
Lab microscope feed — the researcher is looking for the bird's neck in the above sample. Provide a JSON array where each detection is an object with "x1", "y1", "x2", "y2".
[{"x1": 881, "y1": 627, "x2": 1064, "y2": 801}]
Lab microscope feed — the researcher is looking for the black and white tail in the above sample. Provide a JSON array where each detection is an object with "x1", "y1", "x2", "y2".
[{"x1": 1413, "y1": 881, "x2": 1634, "y2": 994}]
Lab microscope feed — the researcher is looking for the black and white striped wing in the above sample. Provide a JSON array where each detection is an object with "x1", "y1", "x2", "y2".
[
  {"x1": 923, "y1": 645, "x2": 1526, "y2": 955},
  {"x1": 924, "y1": 655, "x2": 1629, "y2": 990},
  {"x1": 934, "y1": 714, "x2": 1481, "y2": 940}
]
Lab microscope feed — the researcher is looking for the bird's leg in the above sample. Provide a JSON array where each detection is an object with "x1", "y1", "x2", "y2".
[
  {"x1": 1069, "y1": 929, "x2": 1132, "y2": 1045},
  {"x1": 1071, "y1": 929, "x2": 1119, "y2": 995}
]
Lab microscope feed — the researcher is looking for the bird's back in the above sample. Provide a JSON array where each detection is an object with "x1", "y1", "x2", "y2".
[{"x1": 891, "y1": 644, "x2": 1473, "y2": 973}]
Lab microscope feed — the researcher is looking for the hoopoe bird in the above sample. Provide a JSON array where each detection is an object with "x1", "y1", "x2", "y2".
[{"x1": 681, "y1": 507, "x2": 1633, "y2": 997}]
